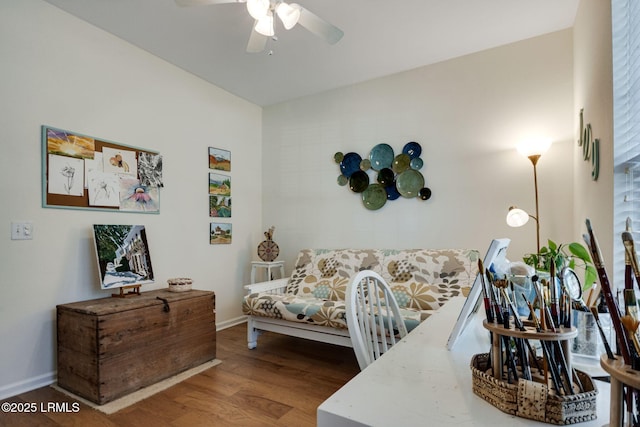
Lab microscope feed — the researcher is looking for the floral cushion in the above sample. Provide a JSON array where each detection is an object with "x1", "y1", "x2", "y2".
[
  {"x1": 243, "y1": 248, "x2": 479, "y2": 333},
  {"x1": 284, "y1": 249, "x2": 479, "y2": 310},
  {"x1": 242, "y1": 291, "x2": 423, "y2": 332}
]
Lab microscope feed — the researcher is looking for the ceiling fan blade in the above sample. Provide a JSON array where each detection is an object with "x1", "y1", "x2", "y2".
[
  {"x1": 175, "y1": 0, "x2": 244, "y2": 7},
  {"x1": 246, "y1": 27, "x2": 268, "y2": 53},
  {"x1": 296, "y1": 7, "x2": 344, "y2": 45}
]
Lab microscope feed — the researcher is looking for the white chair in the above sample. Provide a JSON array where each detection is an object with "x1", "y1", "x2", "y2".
[{"x1": 346, "y1": 270, "x2": 408, "y2": 370}]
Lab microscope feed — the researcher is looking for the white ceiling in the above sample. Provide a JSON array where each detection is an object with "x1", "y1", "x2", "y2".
[{"x1": 43, "y1": 0, "x2": 579, "y2": 107}]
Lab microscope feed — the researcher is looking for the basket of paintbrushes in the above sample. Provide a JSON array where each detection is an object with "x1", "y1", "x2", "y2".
[
  {"x1": 471, "y1": 259, "x2": 598, "y2": 425},
  {"x1": 471, "y1": 352, "x2": 598, "y2": 424}
]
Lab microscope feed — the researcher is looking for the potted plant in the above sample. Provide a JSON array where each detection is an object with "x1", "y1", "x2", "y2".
[{"x1": 523, "y1": 239, "x2": 597, "y2": 291}]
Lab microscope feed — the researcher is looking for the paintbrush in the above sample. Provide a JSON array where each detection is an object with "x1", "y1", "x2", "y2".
[
  {"x1": 584, "y1": 218, "x2": 632, "y2": 364},
  {"x1": 486, "y1": 269, "x2": 503, "y2": 325},
  {"x1": 622, "y1": 315, "x2": 640, "y2": 356},
  {"x1": 590, "y1": 306, "x2": 615, "y2": 359},
  {"x1": 525, "y1": 296, "x2": 566, "y2": 394},
  {"x1": 501, "y1": 288, "x2": 531, "y2": 381},
  {"x1": 549, "y1": 261, "x2": 560, "y2": 328},
  {"x1": 622, "y1": 227, "x2": 640, "y2": 295},
  {"x1": 478, "y1": 259, "x2": 494, "y2": 322}
]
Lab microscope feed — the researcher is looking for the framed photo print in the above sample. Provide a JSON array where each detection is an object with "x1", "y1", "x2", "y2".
[
  {"x1": 209, "y1": 173, "x2": 231, "y2": 197},
  {"x1": 210, "y1": 223, "x2": 232, "y2": 244},
  {"x1": 209, "y1": 147, "x2": 231, "y2": 172},
  {"x1": 210, "y1": 195, "x2": 231, "y2": 217},
  {"x1": 92, "y1": 224, "x2": 155, "y2": 289}
]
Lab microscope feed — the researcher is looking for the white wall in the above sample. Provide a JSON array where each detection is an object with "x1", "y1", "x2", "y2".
[
  {"x1": 0, "y1": 0, "x2": 262, "y2": 398},
  {"x1": 1, "y1": 0, "x2": 612, "y2": 401},
  {"x1": 262, "y1": 30, "x2": 575, "y2": 269},
  {"x1": 572, "y1": 0, "x2": 614, "y2": 276}
]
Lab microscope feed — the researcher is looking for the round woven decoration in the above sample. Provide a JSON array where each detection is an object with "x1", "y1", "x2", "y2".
[{"x1": 258, "y1": 240, "x2": 280, "y2": 262}]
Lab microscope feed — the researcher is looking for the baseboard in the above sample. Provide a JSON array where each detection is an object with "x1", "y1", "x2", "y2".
[
  {"x1": 1, "y1": 316, "x2": 247, "y2": 401},
  {"x1": 0, "y1": 371, "x2": 56, "y2": 401},
  {"x1": 216, "y1": 315, "x2": 247, "y2": 330}
]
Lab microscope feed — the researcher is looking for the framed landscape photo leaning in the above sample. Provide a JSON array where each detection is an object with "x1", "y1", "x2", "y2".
[
  {"x1": 92, "y1": 224, "x2": 155, "y2": 289},
  {"x1": 446, "y1": 238, "x2": 510, "y2": 350}
]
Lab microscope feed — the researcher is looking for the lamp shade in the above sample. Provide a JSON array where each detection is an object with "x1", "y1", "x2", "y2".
[
  {"x1": 516, "y1": 139, "x2": 552, "y2": 158},
  {"x1": 254, "y1": 13, "x2": 274, "y2": 36},
  {"x1": 276, "y1": 2, "x2": 301, "y2": 30},
  {"x1": 247, "y1": 0, "x2": 270, "y2": 20},
  {"x1": 506, "y1": 206, "x2": 530, "y2": 227}
]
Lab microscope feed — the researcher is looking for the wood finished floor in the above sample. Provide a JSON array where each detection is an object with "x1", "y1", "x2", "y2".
[{"x1": 0, "y1": 323, "x2": 360, "y2": 426}]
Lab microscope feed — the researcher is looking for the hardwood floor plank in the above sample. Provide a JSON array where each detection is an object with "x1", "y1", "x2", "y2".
[
  {"x1": 1, "y1": 323, "x2": 359, "y2": 426},
  {"x1": 276, "y1": 408, "x2": 317, "y2": 427}
]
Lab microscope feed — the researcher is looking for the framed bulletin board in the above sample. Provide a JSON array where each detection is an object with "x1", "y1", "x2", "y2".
[{"x1": 42, "y1": 125, "x2": 162, "y2": 213}]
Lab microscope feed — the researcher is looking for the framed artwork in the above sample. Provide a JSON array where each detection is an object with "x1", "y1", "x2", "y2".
[
  {"x1": 92, "y1": 224, "x2": 155, "y2": 289},
  {"x1": 446, "y1": 238, "x2": 510, "y2": 350},
  {"x1": 102, "y1": 146, "x2": 137, "y2": 176},
  {"x1": 138, "y1": 152, "x2": 164, "y2": 187},
  {"x1": 47, "y1": 154, "x2": 85, "y2": 196},
  {"x1": 209, "y1": 147, "x2": 231, "y2": 172},
  {"x1": 119, "y1": 178, "x2": 160, "y2": 213},
  {"x1": 87, "y1": 171, "x2": 120, "y2": 207},
  {"x1": 210, "y1": 222, "x2": 232, "y2": 244},
  {"x1": 42, "y1": 125, "x2": 161, "y2": 213},
  {"x1": 210, "y1": 195, "x2": 231, "y2": 217},
  {"x1": 209, "y1": 173, "x2": 231, "y2": 197}
]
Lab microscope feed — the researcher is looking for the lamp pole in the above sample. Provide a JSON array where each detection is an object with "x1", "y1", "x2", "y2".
[{"x1": 528, "y1": 154, "x2": 541, "y2": 256}]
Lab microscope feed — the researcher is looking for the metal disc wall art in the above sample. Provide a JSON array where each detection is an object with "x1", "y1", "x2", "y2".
[{"x1": 334, "y1": 141, "x2": 432, "y2": 210}]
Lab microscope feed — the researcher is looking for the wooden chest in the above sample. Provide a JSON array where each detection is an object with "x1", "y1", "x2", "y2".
[{"x1": 57, "y1": 289, "x2": 216, "y2": 404}]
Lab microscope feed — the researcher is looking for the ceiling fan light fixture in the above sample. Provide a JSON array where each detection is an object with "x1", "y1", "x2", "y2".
[
  {"x1": 254, "y1": 12, "x2": 275, "y2": 36},
  {"x1": 276, "y1": 2, "x2": 301, "y2": 30},
  {"x1": 247, "y1": 0, "x2": 270, "y2": 20}
]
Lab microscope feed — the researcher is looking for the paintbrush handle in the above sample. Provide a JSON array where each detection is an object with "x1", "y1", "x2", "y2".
[
  {"x1": 593, "y1": 310, "x2": 616, "y2": 359},
  {"x1": 585, "y1": 221, "x2": 632, "y2": 364}
]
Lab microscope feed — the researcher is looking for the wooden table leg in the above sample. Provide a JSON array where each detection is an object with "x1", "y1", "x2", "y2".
[
  {"x1": 610, "y1": 375, "x2": 623, "y2": 427},
  {"x1": 492, "y1": 330, "x2": 502, "y2": 379}
]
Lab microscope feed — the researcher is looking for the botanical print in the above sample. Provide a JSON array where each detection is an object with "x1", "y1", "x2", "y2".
[
  {"x1": 103, "y1": 146, "x2": 137, "y2": 176},
  {"x1": 119, "y1": 178, "x2": 159, "y2": 212},
  {"x1": 138, "y1": 152, "x2": 164, "y2": 187},
  {"x1": 48, "y1": 154, "x2": 84, "y2": 196},
  {"x1": 210, "y1": 222, "x2": 232, "y2": 244},
  {"x1": 46, "y1": 127, "x2": 95, "y2": 159},
  {"x1": 210, "y1": 195, "x2": 231, "y2": 217},
  {"x1": 93, "y1": 224, "x2": 154, "y2": 289},
  {"x1": 209, "y1": 147, "x2": 231, "y2": 172},
  {"x1": 84, "y1": 152, "x2": 103, "y2": 188},
  {"x1": 87, "y1": 171, "x2": 120, "y2": 207},
  {"x1": 209, "y1": 173, "x2": 231, "y2": 197}
]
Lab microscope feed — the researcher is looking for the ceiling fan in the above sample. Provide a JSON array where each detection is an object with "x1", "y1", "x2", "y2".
[{"x1": 175, "y1": 0, "x2": 344, "y2": 53}]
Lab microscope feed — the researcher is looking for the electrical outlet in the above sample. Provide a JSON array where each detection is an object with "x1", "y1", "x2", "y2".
[{"x1": 11, "y1": 222, "x2": 33, "y2": 240}]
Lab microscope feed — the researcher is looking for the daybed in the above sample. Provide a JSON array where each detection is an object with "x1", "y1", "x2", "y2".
[{"x1": 242, "y1": 248, "x2": 479, "y2": 349}]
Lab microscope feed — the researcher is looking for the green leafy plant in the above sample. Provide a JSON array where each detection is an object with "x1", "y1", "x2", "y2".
[{"x1": 523, "y1": 239, "x2": 597, "y2": 291}]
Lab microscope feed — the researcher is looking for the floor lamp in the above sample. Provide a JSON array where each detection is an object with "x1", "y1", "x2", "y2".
[{"x1": 506, "y1": 139, "x2": 552, "y2": 257}]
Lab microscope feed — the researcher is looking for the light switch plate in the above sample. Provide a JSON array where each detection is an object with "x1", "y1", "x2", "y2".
[{"x1": 11, "y1": 222, "x2": 33, "y2": 240}]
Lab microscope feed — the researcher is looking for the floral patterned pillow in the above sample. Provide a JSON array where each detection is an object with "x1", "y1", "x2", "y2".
[{"x1": 284, "y1": 248, "x2": 479, "y2": 308}]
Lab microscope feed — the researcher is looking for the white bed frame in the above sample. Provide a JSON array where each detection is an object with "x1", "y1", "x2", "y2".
[{"x1": 244, "y1": 278, "x2": 353, "y2": 349}]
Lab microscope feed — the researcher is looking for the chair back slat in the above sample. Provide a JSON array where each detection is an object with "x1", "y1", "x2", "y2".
[{"x1": 346, "y1": 270, "x2": 408, "y2": 370}]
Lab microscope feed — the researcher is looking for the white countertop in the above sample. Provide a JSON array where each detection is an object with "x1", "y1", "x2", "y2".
[{"x1": 317, "y1": 296, "x2": 610, "y2": 427}]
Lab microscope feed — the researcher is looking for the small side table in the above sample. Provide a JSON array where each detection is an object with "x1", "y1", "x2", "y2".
[{"x1": 251, "y1": 260, "x2": 285, "y2": 284}]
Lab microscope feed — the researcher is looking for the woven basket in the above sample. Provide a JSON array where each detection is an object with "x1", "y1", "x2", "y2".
[
  {"x1": 470, "y1": 353, "x2": 598, "y2": 425},
  {"x1": 167, "y1": 277, "x2": 193, "y2": 292}
]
